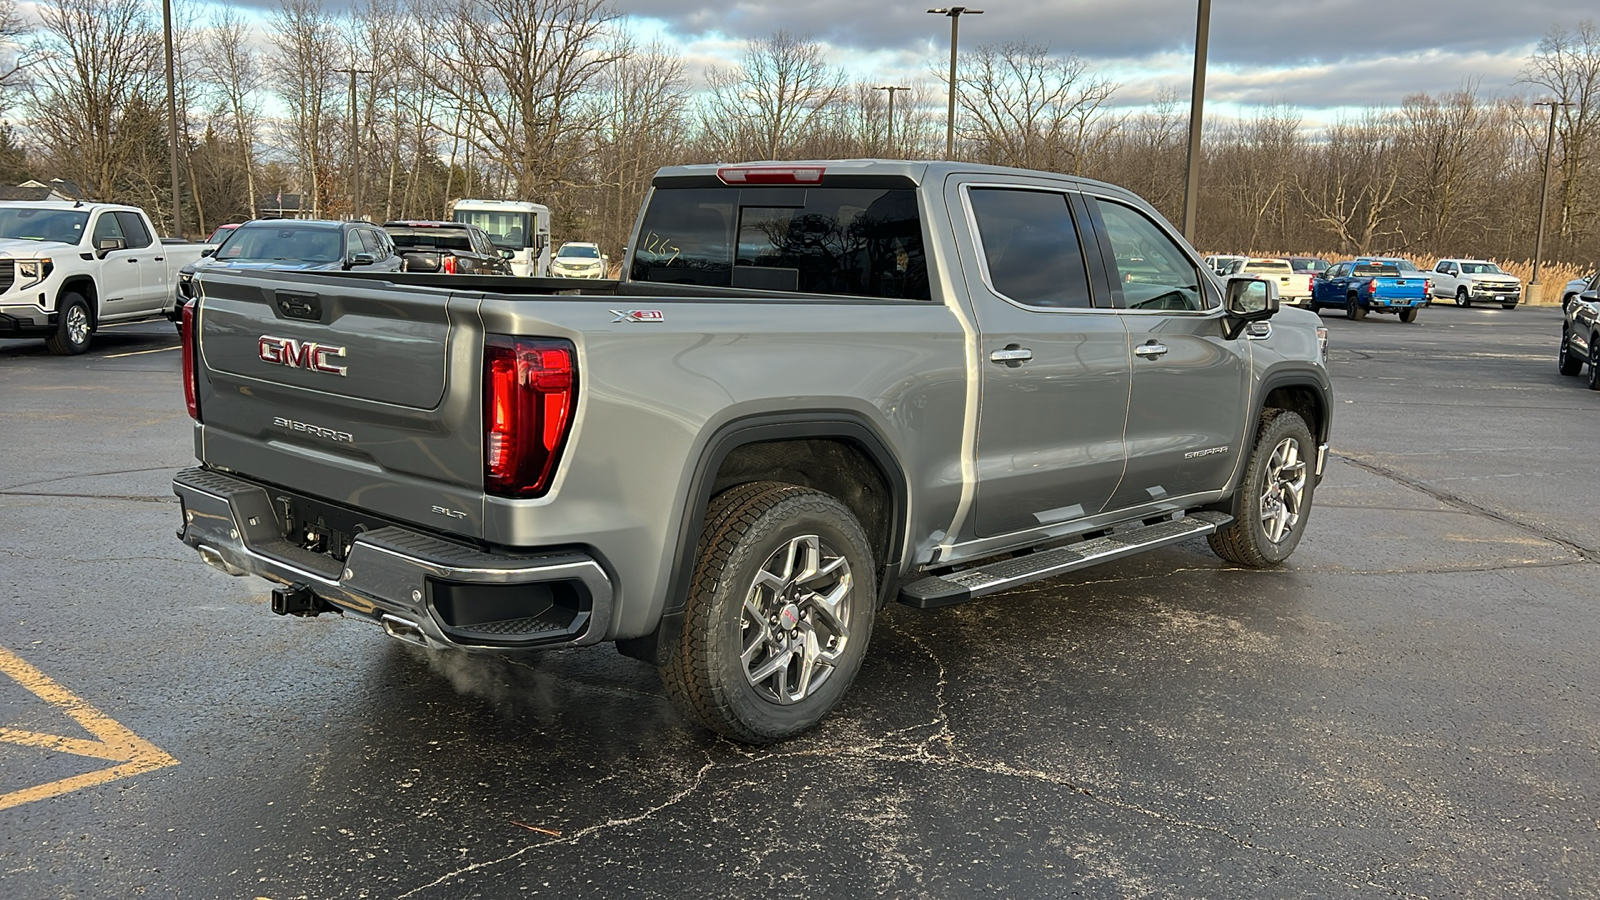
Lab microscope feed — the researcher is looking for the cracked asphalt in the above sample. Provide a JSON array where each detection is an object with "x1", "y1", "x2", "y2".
[{"x1": 3, "y1": 305, "x2": 1598, "y2": 898}]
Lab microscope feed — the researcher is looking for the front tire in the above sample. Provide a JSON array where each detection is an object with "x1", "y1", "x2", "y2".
[
  {"x1": 661, "y1": 481, "x2": 876, "y2": 744},
  {"x1": 1209, "y1": 410, "x2": 1316, "y2": 567},
  {"x1": 45, "y1": 293, "x2": 92, "y2": 355},
  {"x1": 1559, "y1": 331, "x2": 1583, "y2": 376},
  {"x1": 1588, "y1": 340, "x2": 1600, "y2": 391}
]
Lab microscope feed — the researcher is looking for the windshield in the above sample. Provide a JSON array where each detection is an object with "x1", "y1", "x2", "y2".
[
  {"x1": 557, "y1": 245, "x2": 600, "y2": 259},
  {"x1": 1388, "y1": 258, "x2": 1418, "y2": 272},
  {"x1": 1461, "y1": 262, "x2": 1503, "y2": 275},
  {"x1": 218, "y1": 224, "x2": 344, "y2": 262},
  {"x1": 0, "y1": 208, "x2": 88, "y2": 244},
  {"x1": 453, "y1": 210, "x2": 531, "y2": 250}
]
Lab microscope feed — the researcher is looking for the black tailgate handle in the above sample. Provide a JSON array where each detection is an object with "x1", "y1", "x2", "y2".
[{"x1": 275, "y1": 291, "x2": 322, "y2": 321}]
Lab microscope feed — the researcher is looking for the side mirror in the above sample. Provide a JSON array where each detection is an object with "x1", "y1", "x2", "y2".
[
  {"x1": 1223, "y1": 276, "x2": 1279, "y2": 338},
  {"x1": 500, "y1": 249, "x2": 514, "y2": 260},
  {"x1": 200, "y1": 246, "x2": 216, "y2": 258},
  {"x1": 346, "y1": 252, "x2": 376, "y2": 269},
  {"x1": 96, "y1": 237, "x2": 126, "y2": 257}
]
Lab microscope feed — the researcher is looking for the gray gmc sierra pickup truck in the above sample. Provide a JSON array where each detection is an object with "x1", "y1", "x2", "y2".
[{"x1": 173, "y1": 160, "x2": 1333, "y2": 743}]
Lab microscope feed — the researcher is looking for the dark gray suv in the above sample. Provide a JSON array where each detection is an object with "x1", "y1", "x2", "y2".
[{"x1": 177, "y1": 219, "x2": 402, "y2": 303}]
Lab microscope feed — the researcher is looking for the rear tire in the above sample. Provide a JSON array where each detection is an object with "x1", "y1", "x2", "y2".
[
  {"x1": 44, "y1": 293, "x2": 92, "y2": 355},
  {"x1": 1588, "y1": 341, "x2": 1600, "y2": 391},
  {"x1": 1502, "y1": 303, "x2": 1516, "y2": 310},
  {"x1": 1346, "y1": 295, "x2": 1366, "y2": 321},
  {"x1": 1209, "y1": 410, "x2": 1316, "y2": 567},
  {"x1": 1399, "y1": 307, "x2": 1418, "y2": 323},
  {"x1": 661, "y1": 481, "x2": 876, "y2": 744},
  {"x1": 1559, "y1": 331, "x2": 1583, "y2": 376}
]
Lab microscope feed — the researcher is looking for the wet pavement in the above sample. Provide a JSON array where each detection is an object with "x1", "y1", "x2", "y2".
[{"x1": 3, "y1": 305, "x2": 1597, "y2": 898}]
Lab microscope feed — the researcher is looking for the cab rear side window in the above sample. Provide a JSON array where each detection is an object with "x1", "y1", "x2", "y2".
[
  {"x1": 629, "y1": 187, "x2": 931, "y2": 300},
  {"x1": 967, "y1": 187, "x2": 1094, "y2": 309}
]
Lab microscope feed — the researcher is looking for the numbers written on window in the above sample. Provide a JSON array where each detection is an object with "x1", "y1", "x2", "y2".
[{"x1": 967, "y1": 188, "x2": 1094, "y2": 309}]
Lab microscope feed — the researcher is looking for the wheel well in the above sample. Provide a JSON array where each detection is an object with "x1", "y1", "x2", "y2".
[
  {"x1": 710, "y1": 438, "x2": 893, "y2": 567},
  {"x1": 1262, "y1": 385, "x2": 1325, "y2": 442},
  {"x1": 59, "y1": 278, "x2": 97, "y2": 326}
]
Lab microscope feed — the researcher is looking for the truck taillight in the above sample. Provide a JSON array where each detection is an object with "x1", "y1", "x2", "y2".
[
  {"x1": 442, "y1": 255, "x2": 458, "y2": 275},
  {"x1": 1367, "y1": 280, "x2": 1377, "y2": 293},
  {"x1": 181, "y1": 301, "x2": 199, "y2": 420},
  {"x1": 484, "y1": 337, "x2": 577, "y2": 498}
]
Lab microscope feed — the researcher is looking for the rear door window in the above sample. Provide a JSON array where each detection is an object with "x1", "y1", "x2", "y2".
[
  {"x1": 966, "y1": 187, "x2": 1095, "y2": 309},
  {"x1": 629, "y1": 187, "x2": 930, "y2": 300},
  {"x1": 113, "y1": 212, "x2": 152, "y2": 249}
]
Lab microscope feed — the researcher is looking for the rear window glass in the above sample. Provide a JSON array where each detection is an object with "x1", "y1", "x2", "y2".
[
  {"x1": 1244, "y1": 260, "x2": 1291, "y2": 274},
  {"x1": 629, "y1": 187, "x2": 930, "y2": 300},
  {"x1": 1352, "y1": 264, "x2": 1400, "y2": 277},
  {"x1": 221, "y1": 225, "x2": 343, "y2": 262},
  {"x1": 389, "y1": 230, "x2": 473, "y2": 251}
]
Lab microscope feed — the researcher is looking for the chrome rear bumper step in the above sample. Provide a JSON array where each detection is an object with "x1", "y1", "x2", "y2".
[{"x1": 897, "y1": 511, "x2": 1232, "y2": 609}]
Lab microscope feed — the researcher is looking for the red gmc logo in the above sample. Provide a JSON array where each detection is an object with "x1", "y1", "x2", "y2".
[{"x1": 258, "y1": 335, "x2": 348, "y2": 376}]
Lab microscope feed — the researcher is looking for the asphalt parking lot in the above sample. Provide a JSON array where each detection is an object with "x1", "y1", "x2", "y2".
[{"x1": 3, "y1": 303, "x2": 1598, "y2": 898}]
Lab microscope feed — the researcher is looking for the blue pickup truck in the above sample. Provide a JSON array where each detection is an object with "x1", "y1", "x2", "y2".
[{"x1": 1310, "y1": 258, "x2": 1430, "y2": 323}]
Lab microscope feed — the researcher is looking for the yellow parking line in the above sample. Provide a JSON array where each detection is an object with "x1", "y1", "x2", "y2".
[
  {"x1": 105, "y1": 346, "x2": 179, "y2": 359},
  {"x1": 0, "y1": 646, "x2": 178, "y2": 811}
]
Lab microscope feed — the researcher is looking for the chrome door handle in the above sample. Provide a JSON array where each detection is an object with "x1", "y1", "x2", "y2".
[
  {"x1": 989, "y1": 347, "x2": 1033, "y2": 364},
  {"x1": 1134, "y1": 342, "x2": 1168, "y2": 359}
]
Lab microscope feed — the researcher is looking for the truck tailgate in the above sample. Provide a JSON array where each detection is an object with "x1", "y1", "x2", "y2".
[{"x1": 193, "y1": 268, "x2": 488, "y2": 538}]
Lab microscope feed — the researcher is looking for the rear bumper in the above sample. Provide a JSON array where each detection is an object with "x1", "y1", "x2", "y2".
[{"x1": 173, "y1": 467, "x2": 614, "y2": 650}]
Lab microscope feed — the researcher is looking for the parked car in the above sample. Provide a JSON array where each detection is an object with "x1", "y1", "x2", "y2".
[
  {"x1": 1310, "y1": 258, "x2": 1430, "y2": 322},
  {"x1": 1429, "y1": 258, "x2": 1522, "y2": 309},
  {"x1": 1563, "y1": 272, "x2": 1597, "y2": 306},
  {"x1": 177, "y1": 219, "x2": 402, "y2": 304},
  {"x1": 384, "y1": 220, "x2": 512, "y2": 276},
  {"x1": 1204, "y1": 254, "x2": 1247, "y2": 276},
  {"x1": 0, "y1": 201, "x2": 207, "y2": 354},
  {"x1": 205, "y1": 223, "x2": 243, "y2": 245},
  {"x1": 1558, "y1": 278, "x2": 1600, "y2": 385},
  {"x1": 1239, "y1": 257, "x2": 1312, "y2": 306},
  {"x1": 550, "y1": 241, "x2": 610, "y2": 278},
  {"x1": 173, "y1": 159, "x2": 1331, "y2": 744},
  {"x1": 1286, "y1": 256, "x2": 1331, "y2": 276}
]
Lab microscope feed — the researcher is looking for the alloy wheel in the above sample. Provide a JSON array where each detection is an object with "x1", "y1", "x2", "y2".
[
  {"x1": 1259, "y1": 437, "x2": 1307, "y2": 544},
  {"x1": 740, "y1": 534, "x2": 854, "y2": 705}
]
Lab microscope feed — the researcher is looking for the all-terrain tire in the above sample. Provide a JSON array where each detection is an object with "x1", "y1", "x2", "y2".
[
  {"x1": 1208, "y1": 410, "x2": 1316, "y2": 567},
  {"x1": 660, "y1": 481, "x2": 876, "y2": 744},
  {"x1": 1399, "y1": 307, "x2": 1418, "y2": 324}
]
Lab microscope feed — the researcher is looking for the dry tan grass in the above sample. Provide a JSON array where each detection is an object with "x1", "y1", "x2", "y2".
[{"x1": 1216, "y1": 251, "x2": 1590, "y2": 305}]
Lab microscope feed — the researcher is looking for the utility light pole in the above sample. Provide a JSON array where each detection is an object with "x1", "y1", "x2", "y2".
[
  {"x1": 1180, "y1": 0, "x2": 1211, "y2": 242},
  {"x1": 161, "y1": 0, "x2": 182, "y2": 236},
  {"x1": 874, "y1": 85, "x2": 911, "y2": 156},
  {"x1": 334, "y1": 67, "x2": 373, "y2": 220},
  {"x1": 1529, "y1": 99, "x2": 1571, "y2": 305},
  {"x1": 928, "y1": 7, "x2": 981, "y2": 159}
]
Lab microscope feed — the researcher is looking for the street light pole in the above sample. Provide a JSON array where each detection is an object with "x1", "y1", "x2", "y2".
[
  {"x1": 1180, "y1": 0, "x2": 1211, "y2": 242},
  {"x1": 161, "y1": 0, "x2": 182, "y2": 236},
  {"x1": 928, "y1": 7, "x2": 981, "y2": 160},
  {"x1": 334, "y1": 67, "x2": 373, "y2": 220},
  {"x1": 874, "y1": 85, "x2": 911, "y2": 156},
  {"x1": 1530, "y1": 99, "x2": 1571, "y2": 304}
]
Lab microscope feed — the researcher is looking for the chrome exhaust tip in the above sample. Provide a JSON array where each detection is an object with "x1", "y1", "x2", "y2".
[
  {"x1": 197, "y1": 544, "x2": 247, "y2": 576},
  {"x1": 381, "y1": 614, "x2": 430, "y2": 648}
]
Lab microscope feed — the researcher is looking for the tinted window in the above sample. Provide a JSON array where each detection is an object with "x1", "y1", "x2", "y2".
[
  {"x1": 1353, "y1": 264, "x2": 1400, "y2": 277},
  {"x1": 1092, "y1": 199, "x2": 1207, "y2": 311},
  {"x1": 630, "y1": 187, "x2": 930, "y2": 300},
  {"x1": 967, "y1": 187, "x2": 1093, "y2": 309},
  {"x1": 91, "y1": 212, "x2": 125, "y2": 247},
  {"x1": 114, "y1": 211, "x2": 152, "y2": 248},
  {"x1": 389, "y1": 229, "x2": 472, "y2": 252}
]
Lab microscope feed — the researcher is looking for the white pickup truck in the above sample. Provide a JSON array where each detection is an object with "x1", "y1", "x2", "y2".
[
  {"x1": 0, "y1": 202, "x2": 207, "y2": 354},
  {"x1": 1429, "y1": 258, "x2": 1522, "y2": 309}
]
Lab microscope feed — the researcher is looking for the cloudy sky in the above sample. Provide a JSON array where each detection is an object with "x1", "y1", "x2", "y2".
[{"x1": 617, "y1": 0, "x2": 1596, "y2": 116}]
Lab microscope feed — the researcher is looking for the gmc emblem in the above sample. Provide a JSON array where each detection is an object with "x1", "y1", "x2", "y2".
[{"x1": 258, "y1": 335, "x2": 348, "y2": 376}]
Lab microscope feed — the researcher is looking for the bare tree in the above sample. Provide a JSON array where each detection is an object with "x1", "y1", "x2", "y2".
[
  {"x1": 271, "y1": 0, "x2": 340, "y2": 216},
  {"x1": 698, "y1": 31, "x2": 847, "y2": 160},
  {"x1": 1295, "y1": 112, "x2": 1405, "y2": 254},
  {"x1": 25, "y1": 0, "x2": 162, "y2": 202},
  {"x1": 591, "y1": 38, "x2": 690, "y2": 256},
  {"x1": 199, "y1": 7, "x2": 266, "y2": 218},
  {"x1": 956, "y1": 41, "x2": 1117, "y2": 173},
  {"x1": 1518, "y1": 19, "x2": 1600, "y2": 248}
]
